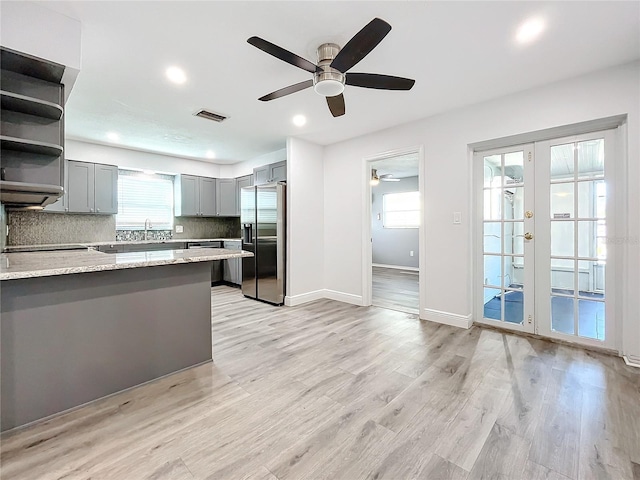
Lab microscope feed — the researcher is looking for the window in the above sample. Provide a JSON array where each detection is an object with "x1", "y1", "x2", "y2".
[
  {"x1": 116, "y1": 170, "x2": 174, "y2": 230},
  {"x1": 383, "y1": 191, "x2": 420, "y2": 228}
]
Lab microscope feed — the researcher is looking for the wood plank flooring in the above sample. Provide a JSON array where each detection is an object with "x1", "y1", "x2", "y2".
[
  {"x1": 372, "y1": 266, "x2": 419, "y2": 314},
  {"x1": 1, "y1": 286, "x2": 639, "y2": 480}
]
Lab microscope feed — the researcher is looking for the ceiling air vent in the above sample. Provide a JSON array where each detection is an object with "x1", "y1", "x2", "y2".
[{"x1": 193, "y1": 109, "x2": 228, "y2": 123}]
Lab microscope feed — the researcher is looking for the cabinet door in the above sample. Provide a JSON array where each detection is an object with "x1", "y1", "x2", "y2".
[
  {"x1": 199, "y1": 177, "x2": 217, "y2": 216},
  {"x1": 216, "y1": 178, "x2": 237, "y2": 216},
  {"x1": 253, "y1": 165, "x2": 269, "y2": 185},
  {"x1": 178, "y1": 175, "x2": 199, "y2": 216},
  {"x1": 67, "y1": 160, "x2": 94, "y2": 213},
  {"x1": 94, "y1": 164, "x2": 118, "y2": 214},
  {"x1": 235, "y1": 175, "x2": 253, "y2": 215},
  {"x1": 269, "y1": 161, "x2": 287, "y2": 182}
]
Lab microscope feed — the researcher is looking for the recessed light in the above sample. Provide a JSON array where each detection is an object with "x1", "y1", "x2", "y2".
[
  {"x1": 516, "y1": 17, "x2": 545, "y2": 44},
  {"x1": 166, "y1": 66, "x2": 187, "y2": 84},
  {"x1": 292, "y1": 115, "x2": 306, "y2": 127},
  {"x1": 206, "y1": 150, "x2": 216, "y2": 159},
  {"x1": 106, "y1": 132, "x2": 119, "y2": 141}
]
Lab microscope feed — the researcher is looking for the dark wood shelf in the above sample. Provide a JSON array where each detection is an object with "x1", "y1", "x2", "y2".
[
  {"x1": 1, "y1": 90, "x2": 63, "y2": 120},
  {"x1": 0, "y1": 135, "x2": 63, "y2": 157}
]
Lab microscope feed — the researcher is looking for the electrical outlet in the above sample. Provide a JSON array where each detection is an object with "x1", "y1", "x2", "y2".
[
  {"x1": 410, "y1": 251, "x2": 414, "y2": 257},
  {"x1": 175, "y1": 225, "x2": 184, "y2": 233}
]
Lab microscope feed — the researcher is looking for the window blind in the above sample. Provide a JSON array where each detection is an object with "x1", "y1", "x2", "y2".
[{"x1": 116, "y1": 170, "x2": 174, "y2": 230}]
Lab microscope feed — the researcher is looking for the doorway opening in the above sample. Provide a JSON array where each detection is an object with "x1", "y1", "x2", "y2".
[{"x1": 365, "y1": 149, "x2": 422, "y2": 314}]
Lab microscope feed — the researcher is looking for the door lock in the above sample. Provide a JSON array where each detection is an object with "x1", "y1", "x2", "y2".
[
  {"x1": 525, "y1": 211, "x2": 533, "y2": 218},
  {"x1": 524, "y1": 232, "x2": 533, "y2": 240}
]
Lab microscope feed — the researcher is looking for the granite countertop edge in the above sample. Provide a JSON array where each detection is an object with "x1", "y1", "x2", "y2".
[
  {"x1": 3, "y1": 238, "x2": 242, "y2": 252},
  {"x1": 0, "y1": 248, "x2": 253, "y2": 281}
]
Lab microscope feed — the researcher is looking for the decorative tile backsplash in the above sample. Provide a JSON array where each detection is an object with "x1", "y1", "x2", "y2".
[
  {"x1": 116, "y1": 230, "x2": 173, "y2": 241},
  {"x1": 4, "y1": 210, "x2": 241, "y2": 247},
  {"x1": 6, "y1": 211, "x2": 116, "y2": 245}
]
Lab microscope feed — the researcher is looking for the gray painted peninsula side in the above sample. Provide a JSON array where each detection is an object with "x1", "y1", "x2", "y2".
[{"x1": 1, "y1": 261, "x2": 213, "y2": 431}]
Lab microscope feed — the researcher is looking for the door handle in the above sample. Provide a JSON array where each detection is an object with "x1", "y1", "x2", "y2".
[{"x1": 524, "y1": 232, "x2": 533, "y2": 240}]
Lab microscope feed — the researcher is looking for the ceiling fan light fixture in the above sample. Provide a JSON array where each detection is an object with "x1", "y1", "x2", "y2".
[
  {"x1": 313, "y1": 79, "x2": 345, "y2": 97},
  {"x1": 370, "y1": 168, "x2": 380, "y2": 186}
]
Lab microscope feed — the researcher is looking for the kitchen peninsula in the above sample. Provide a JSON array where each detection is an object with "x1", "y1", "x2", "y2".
[{"x1": 0, "y1": 246, "x2": 252, "y2": 431}]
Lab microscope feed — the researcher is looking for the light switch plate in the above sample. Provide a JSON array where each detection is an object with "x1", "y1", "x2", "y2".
[
  {"x1": 453, "y1": 212, "x2": 461, "y2": 224},
  {"x1": 176, "y1": 225, "x2": 184, "y2": 233}
]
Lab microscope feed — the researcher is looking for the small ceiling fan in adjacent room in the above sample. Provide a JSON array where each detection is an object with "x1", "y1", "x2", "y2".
[
  {"x1": 247, "y1": 18, "x2": 416, "y2": 117},
  {"x1": 371, "y1": 169, "x2": 400, "y2": 185}
]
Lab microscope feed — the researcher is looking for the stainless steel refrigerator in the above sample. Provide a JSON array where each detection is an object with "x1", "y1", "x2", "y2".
[{"x1": 241, "y1": 182, "x2": 286, "y2": 305}]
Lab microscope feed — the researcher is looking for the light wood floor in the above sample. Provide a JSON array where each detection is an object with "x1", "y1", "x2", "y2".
[
  {"x1": 372, "y1": 266, "x2": 419, "y2": 314},
  {"x1": 2, "y1": 286, "x2": 639, "y2": 480}
]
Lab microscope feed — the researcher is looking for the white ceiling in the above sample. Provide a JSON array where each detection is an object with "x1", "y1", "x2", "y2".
[
  {"x1": 372, "y1": 153, "x2": 419, "y2": 179},
  {"x1": 35, "y1": 1, "x2": 640, "y2": 165}
]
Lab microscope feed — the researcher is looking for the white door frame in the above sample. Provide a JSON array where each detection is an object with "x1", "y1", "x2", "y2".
[
  {"x1": 362, "y1": 145, "x2": 425, "y2": 315},
  {"x1": 473, "y1": 128, "x2": 623, "y2": 352}
]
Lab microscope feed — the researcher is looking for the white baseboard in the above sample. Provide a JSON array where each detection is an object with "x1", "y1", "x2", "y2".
[
  {"x1": 323, "y1": 289, "x2": 364, "y2": 306},
  {"x1": 422, "y1": 308, "x2": 472, "y2": 329},
  {"x1": 623, "y1": 355, "x2": 640, "y2": 368},
  {"x1": 284, "y1": 289, "x2": 363, "y2": 307},
  {"x1": 372, "y1": 263, "x2": 419, "y2": 272},
  {"x1": 285, "y1": 290, "x2": 325, "y2": 307}
]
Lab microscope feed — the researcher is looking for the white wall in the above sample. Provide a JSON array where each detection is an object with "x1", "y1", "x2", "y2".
[
  {"x1": 66, "y1": 140, "x2": 221, "y2": 177},
  {"x1": 317, "y1": 61, "x2": 639, "y2": 360},
  {"x1": 285, "y1": 138, "x2": 324, "y2": 305}
]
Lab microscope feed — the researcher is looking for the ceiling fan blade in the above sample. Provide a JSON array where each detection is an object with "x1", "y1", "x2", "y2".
[
  {"x1": 326, "y1": 94, "x2": 345, "y2": 117},
  {"x1": 346, "y1": 73, "x2": 415, "y2": 90},
  {"x1": 258, "y1": 79, "x2": 313, "y2": 101},
  {"x1": 248, "y1": 36, "x2": 318, "y2": 73},
  {"x1": 330, "y1": 18, "x2": 392, "y2": 73}
]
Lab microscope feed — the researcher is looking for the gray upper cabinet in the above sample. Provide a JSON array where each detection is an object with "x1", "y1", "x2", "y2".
[
  {"x1": 200, "y1": 177, "x2": 217, "y2": 217},
  {"x1": 253, "y1": 165, "x2": 270, "y2": 185},
  {"x1": 216, "y1": 178, "x2": 237, "y2": 216},
  {"x1": 94, "y1": 164, "x2": 118, "y2": 214},
  {"x1": 253, "y1": 161, "x2": 286, "y2": 185},
  {"x1": 270, "y1": 161, "x2": 287, "y2": 183},
  {"x1": 175, "y1": 174, "x2": 217, "y2": 217},
  {"x1": 67, "y1": 160, "x2": 117, "y2": 214},
  {"x1": 178, "y1": 175, "x2": 199, "y2": 216},
  {"x1": 67, "y1": 161, "x2": 94, "y2": 213},
  {"x1": 235, "y1": 175, "x2": 252, "y2": 215}
]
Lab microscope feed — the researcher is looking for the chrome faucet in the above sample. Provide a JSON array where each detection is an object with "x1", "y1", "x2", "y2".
[{"x1": 144, "y1": 218, "x2": 152, "y2": 240}]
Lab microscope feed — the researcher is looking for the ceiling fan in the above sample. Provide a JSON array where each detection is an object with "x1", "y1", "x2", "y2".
[
  {"x1": 371, "y1": 168, "x2": 400, "y2": 185},
  {"x1": 247, "y1": 18, "x2": 415, "y2": 117}
]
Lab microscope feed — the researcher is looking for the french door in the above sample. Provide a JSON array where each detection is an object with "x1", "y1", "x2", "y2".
[{"x1": 476, "y1": 130, "x2": 616, "y2": 349}]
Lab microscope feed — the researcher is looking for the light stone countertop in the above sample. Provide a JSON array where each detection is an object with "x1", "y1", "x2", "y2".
[
  {"x1": 0, "y1": 247, "x2": 252, "y2": 281},
  {"x1": 3, "y1": 238, "x2": 242, "y2": 253}
]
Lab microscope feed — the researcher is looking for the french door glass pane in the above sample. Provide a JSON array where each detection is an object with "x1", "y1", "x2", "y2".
[
  {"x1": 484, "y1": 255, "x2": 502, "y2": 287},
  {"x1": 551, "y1": 221, "x2": 574, "y2": 256},
  {"x1": 504, "y1": 290, "x2": 524, "y2": 324},
  {"x1": 577, "y1": 139, "x2": 604, "y2": 178},
  {"x1": 552, "y1": 296, "x2": 575, "y2": 335},
  {"x1": 578, "y1": 300, "x2": 605, "y2": 340},
  {"x1": 578, "y1": 221, "x2": 598, "y2": 258},
  {"x1": 506, "y1": 221, "x2": 525, "y2": 254},
  {"x1": 484, "y1": 155, "x2": 501, "y2": 187},
  {"x1": 483, "y1": 287, "x2": 502, "y2": 320},
  {"x1": 578, "y1": 260, "x2": 605, "y2": 296},
  {"x1": 550, "y1": 143, "x2": 574, "y2": 179},
  {"x1": 503, "y1": 255, "x2": 523, "y2": 288},
  {"x1": 551, "y1": 258, "x2": 575, "y2": 292},
  {"x1": 550, "y1": 183, "x2": 574, "y2": 218},
  {"x1": 484, "y1": 222, "x2": 501, "y2": 253},
  {"x1": 504, "y1": 151, "x2": 524, "y2": 184},
  {"x1": 577, "y1": 180, "x2": 605, "y2": 218}
]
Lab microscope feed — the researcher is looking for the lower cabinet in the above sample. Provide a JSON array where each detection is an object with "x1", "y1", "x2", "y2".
[{"x1": 223, "y1": 240, "x2": 242, "y2": 286}]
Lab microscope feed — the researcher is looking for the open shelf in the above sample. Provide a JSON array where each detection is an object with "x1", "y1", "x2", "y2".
[
  {"x1": 1, "y1": 90, "x2": 63, "y2": 120},
  {"x1": 1, "y1": 135, "x2": 63, "y2": 157},
  {"x1": 0, "y1": 180, "x2": 63, "y2": 207}
]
